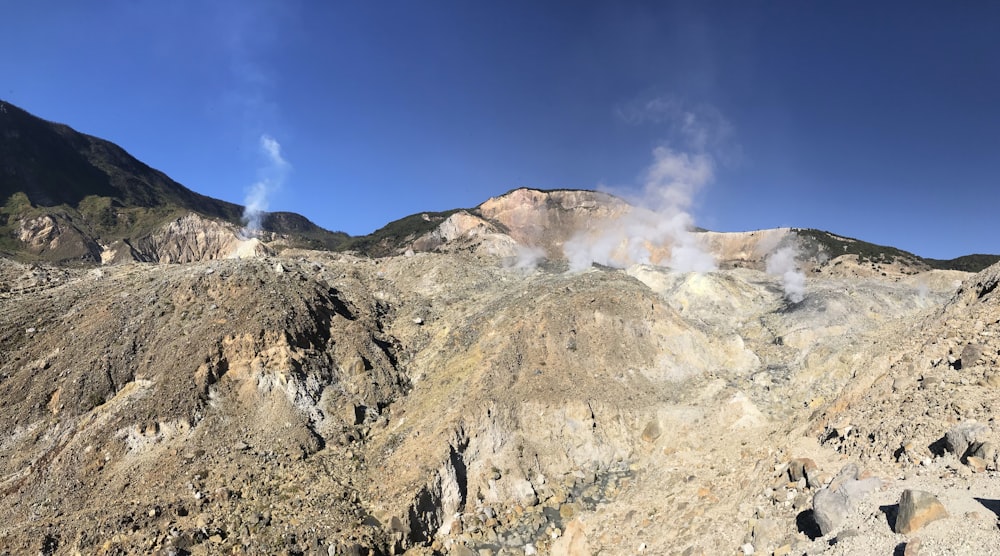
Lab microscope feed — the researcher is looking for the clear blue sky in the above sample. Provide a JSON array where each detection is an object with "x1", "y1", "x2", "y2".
[{"x1": 2, "y1": 1, "x2": 998, "y2": 258}]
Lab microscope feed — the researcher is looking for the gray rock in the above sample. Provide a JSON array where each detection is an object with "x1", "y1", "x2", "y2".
[
  {"x1": 961, "y1": 343, "x2": 984, "y2": 366},
  {"x1": 811, "y1": 464, "x2": 882, "y2": 535},
  {"x1": 828, "y1": 462, "x2": 859, "y2": 490},
  {"x1": 944, "y1": 421, "x2": 989, "y2": 460},
  {"x1": 812, "y1": 487, "x2": 851, "y2": 535},
  {"x1": 751, "y1": 518, "x2": 781, "y2": 553},
  {"x1": 968, "y1": 440, "x2": 996, "y2": 462}
]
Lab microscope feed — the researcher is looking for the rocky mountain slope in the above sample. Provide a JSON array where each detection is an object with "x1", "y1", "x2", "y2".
[
  {"x1": 3, "y1": 103, "x2": 1000, "y2": 555},
  {"x1": 3, "y1": 239, "x2": 999, "y2": 555},
  {"x1": 3, "y1": 102, "x2": 994, "y2": 273},
  {"x1": 348, "y1": 188, "x2": 997, "y2": 275},
  {"x1": 0, "y1": 100, "x2": 346, "y2": 263}
]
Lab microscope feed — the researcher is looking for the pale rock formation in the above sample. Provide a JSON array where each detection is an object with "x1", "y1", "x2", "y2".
[{"x1": 126, "y1": 213, "x2": 270, "y2": 263}]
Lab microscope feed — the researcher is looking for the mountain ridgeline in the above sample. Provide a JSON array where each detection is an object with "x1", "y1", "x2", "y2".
[
  {"x1": 0, "y1": 100, "x2": 345, "y2": 262},
  {"x1": 0, "y1": 99, "x2": 995, "y2": 270}
]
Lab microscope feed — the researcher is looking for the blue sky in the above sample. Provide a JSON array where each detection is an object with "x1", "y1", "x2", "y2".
[{"x1": 2, "y1": 1, "x2": 998, "y2": 258}]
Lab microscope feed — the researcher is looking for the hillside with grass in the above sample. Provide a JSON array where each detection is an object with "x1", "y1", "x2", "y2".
[
  {"x1": 793, "y1": 228, "x2": 999, "y2": 273},
  {"x1": 0, "y1": 100, "x2": 344, "y2": 261}
]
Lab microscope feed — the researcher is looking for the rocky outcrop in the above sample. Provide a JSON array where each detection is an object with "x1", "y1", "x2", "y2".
[
  {"x1": 123, "y1": 213, "x2": 270, "y2": 263},
  {"x1": 477, "y1": 188, "x2": 631, "y2": 253},
  {"x1": 10, "y1": 211, "x2": 269, "y2": 265},
  {"x1": 405, "y1": 189, "x2": 943, "y2": 276},
  {"x1": 16, "y1": 214, "x2": 102, "y2": 262},
  {"x1": 410, "y1": 210, "x2": 518, "y2": 257}
]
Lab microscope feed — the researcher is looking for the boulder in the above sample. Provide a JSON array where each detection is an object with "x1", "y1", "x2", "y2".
[
  {"x1": 943, "y1": 422, "x2": 990, "y2": 460},
  {"x1": 787, "y1": 457, "x2": 819, "y2": 487},
  {"x1": 811, "y1": 464, "x2": 882, "y2": 535},
  {"x1": 895, "y1": 490, "x2": 947, "y2": 534},
  {"x1": 960, "y1": 343, "x2": 984, "y2": 366},
  {"x1": 812, "y1": 487, "x2": 850, "y2": 536},
  {"x1": 641, "y1": 420, "x2": 662, "y2": 443}
]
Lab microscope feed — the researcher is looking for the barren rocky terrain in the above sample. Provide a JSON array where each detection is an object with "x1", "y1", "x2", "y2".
[
  {"x1": 4, "y1": 102, "x2": 1000, "y2": 555},
  {"x1": 2, "y1": 189, "x2": 999, "y2": 556}
]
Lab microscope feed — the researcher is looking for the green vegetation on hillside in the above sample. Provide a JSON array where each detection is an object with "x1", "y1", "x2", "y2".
[
  {"x1": 793, "y1": 228, "x2": 924, "y2": 266},
  {"x1": 336, "y1": 210, "x2": 462, "y2": 257},
  {"x1": 0, "y1": 100, "x2": 346, "y2": 261},
  {"x1": 925, "y1": 254, "x2": 1000, "y2": 273},
  {"x1": 795, "y1": 228, "x2": 999, "y2": 272}
]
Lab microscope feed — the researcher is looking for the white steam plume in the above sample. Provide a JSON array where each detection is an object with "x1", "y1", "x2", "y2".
[
  {"x1": 242, "y1": 134, "x2": 290, "y2": 235},
  {"x1": 505, "y1": 244, "x2": 547, "y2": 272},
  {"x1": 766, "y1": 244, "x2": 806, "y2": 303},
  {"x1": 564, "y1": 97, "x2": 725, "y2": 273}
]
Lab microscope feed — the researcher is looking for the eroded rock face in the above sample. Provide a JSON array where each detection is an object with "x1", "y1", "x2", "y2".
[
  {"x1": 126, "y1": 213, "x2": 270, "y2": 263},
  {"x1": 17, "y1": 214, "x2": 102, "y2": 261},
  {"x1": 476, "y1": 188, "x2": 632, "y2": 259},
  {"x1": 12, "y1": 211, "x2": 269, "y2": 265},
  {"x1": 410, "y1": 210, "x2": 517, "y2": 257}
]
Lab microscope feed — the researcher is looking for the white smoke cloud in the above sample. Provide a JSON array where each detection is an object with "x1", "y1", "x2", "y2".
[
  {"x1": 564, "y1": 97, "x2": 724, "y2": 273},
  {"x1": 766, "y1": 244, "x2": 806, "y2": 303},
  {"x1": 616, "y1": 93, "x2": 736, "y2": 155},
  {"x1": 242, "y1": 134, "x2": 290, "y2": 235},
  {"x1": 505, "y1": 244, "x2": 547, "y2": 272}
]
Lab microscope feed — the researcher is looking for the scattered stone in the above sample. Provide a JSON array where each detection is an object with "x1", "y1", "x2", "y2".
[
  {"x1": 641, "y1": 421, "x2": 662, "y2": 443},
  {"x1": 787, "y1": 458, "x2": 819, "y2": 487},
  {"x1": 920, "y1": 375, "x2": 940, "y2": 390},
  {"x1": 961, "y1": 343, "x2": 984, "y2": 366},
  {"x1": 450, "y1": 545, "x2": 477, "y2": 556},
  {"x1": 751, "y1": 518, "x2": 780, "y2": 553},
  {"x1": 559, "y1": 503, "x2": 580, "y2": 520},
  {"x1": 195, "y1": 513, "x2": 211, "y2": 528},
  {"x1": 966, "y1": 455, "x2": 988, "y2": 473},
  {"x1": 895, "y1": 489, "x2": 948, "y2": 534},
  {"x1": 903, "y1": 537, "x2": 922, "y2": 556}
]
